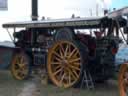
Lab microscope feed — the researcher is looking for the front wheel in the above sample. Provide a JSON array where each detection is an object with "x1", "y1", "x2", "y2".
[{"x1": 11, "y1": 52, "x2": 30, "y2": 80}]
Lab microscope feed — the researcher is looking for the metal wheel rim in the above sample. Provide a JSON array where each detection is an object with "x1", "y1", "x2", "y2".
[
  {"x1": 47, "y1": 41, "x2": 82, "y2": 88},
  {"x1": 11, "y1": 53, "x2": 29, "y2": 80},
  {"x1": 119, "y1": 64, "x2": 128, "y2": 96}
]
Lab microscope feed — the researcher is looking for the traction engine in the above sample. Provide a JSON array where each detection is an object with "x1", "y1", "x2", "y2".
[{"x1": 2, "y1": 7, "x2": 128, "y2": 96}]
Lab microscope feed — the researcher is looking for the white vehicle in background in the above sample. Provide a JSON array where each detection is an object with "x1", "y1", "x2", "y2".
[{"x1": 116, "y1": 44, "x2": 128, "y2": 65}]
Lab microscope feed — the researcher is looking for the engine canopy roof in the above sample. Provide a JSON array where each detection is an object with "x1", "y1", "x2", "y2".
[{"x1": 2, "y1": 7, "x2": 128, "y2": 29}]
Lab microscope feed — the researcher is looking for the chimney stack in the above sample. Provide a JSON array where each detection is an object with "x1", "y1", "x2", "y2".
[
  {"x1": 104, "y1": 9, "x2": 108, "y2": 16},
  {"x1": 32, "y1": 0, "x2": 38, "y2": 21}
]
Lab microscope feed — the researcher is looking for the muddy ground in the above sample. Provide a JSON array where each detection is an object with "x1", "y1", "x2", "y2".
[{"x1": 0, "y1": 70, "x2": 119, "y2": 96}]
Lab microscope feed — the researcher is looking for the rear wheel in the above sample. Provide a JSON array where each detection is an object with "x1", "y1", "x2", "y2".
[
  {"x1": 47, "y1": 40, "x2": 85, "y2": 88},
  {"x1": 118, "y1": 63, "x2": 128, "y2": 96},
  {"x1": 11, "y1": 52, "x2": 30, "y2": 80}
]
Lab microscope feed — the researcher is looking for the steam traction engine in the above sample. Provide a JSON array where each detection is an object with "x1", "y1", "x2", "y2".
[{"x1": 2, "y1": 7, "x2": 128, "y2": 96}]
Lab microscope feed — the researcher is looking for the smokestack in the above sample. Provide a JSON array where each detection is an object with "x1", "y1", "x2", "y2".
[
  {"x1": 113, "y1": 8, "x2": 116, "y2": 11},
  {"x1": 104, "y1": 9, "x2": 108, "y2": 15},
  {"x1": 32, "y1": 0, "x2": 38, "y2": 21}
]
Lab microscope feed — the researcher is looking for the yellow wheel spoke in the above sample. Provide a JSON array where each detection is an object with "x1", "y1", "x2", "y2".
[
  {"x1": 68, "y1": 44, "x2": 71, "y2": 54},
  {"x1": 58, "y1": 68, "x2": 64, "y2": 78},
  {"x1": 20, "y1": 57, "x2": 24, "y2": 64},
  {"x1": 51, "y1": 62, "x2": 61, "y2": 65},
  {"x1": 19, "y1": 72, "x2": 25, "y2": 78},
  {"x1": 53, "y1": 51, "x2": 62, "y2": 58},
  {"x1": 16, "y1": 66, "x2": 28, "y2": 75},
  {"x1": 66, "y1": 44, "x2": 71, "y2": 57},
  {"x1": 55, "y1": 57, "x2": 62, "y2": 62},
  {"x1": 16, "y1": 70, "x2": 25, "y2": 77},
  {"x1": 73, "y1": 51, "x2": 79, "y2": 57},
  {"x1": 22, "y1": 65, "x2": 28, "y2": 70},
  {"x1": 72, "y1": 62, "x2": 80, "y2": 66},
  {"x1": 19, "y1": 63, "x2": 25, "y2": 68},
  {"x1": 67, "y1": 68, "x2": 76, "y2": 80},
  {"x1": 16, "y1": 57, "x2": 20, "y2": 64},
  {"x1": 60, "y1": 73, "x2": 65, "y2": 84},
  {"x1": 16, "y1": 56, "x2": 25, "y2": 65},
  {"x1": 69, "y1": 48, "x2": 77, "y2": 58},
  {"x1": 64, "y1": 44, "x2": 69, "y2": 57},
  {"x1": 54, "y1": 65, "x2": 61, "y2": 71},
  {"x1": 70, "y1": 71, "x2": 77, "y2": 80},
  {"x1": 69, "y1": 64, "x2": 80, "y2": 71},
  {"x1": 68, "y1": 70, "x2": 71, "y2": 84},
  {"x1": 69, "y1": 62, "x2": 80, "y2": 68},
  {"x1": 53, "y1": 68, "x2": 62, "y2": 76},
  {"x1": 59, "y1": 44, "x2": 65, "y2": 56},
  {"x1": 72, "y1": 70, "x2": 79, "y2": 79},
  {"x1": 13, "y1": 64, "x2": 19, "y2": 69},
  {"x1": 15, "y1": 69, "x2": 20, "y2": 74},
  {"x1": 69, "y1": 58, "x2": 80, "y2": 63},
  {"x1": 59, "y1": 49, "x2": 63, "y2": 57}
]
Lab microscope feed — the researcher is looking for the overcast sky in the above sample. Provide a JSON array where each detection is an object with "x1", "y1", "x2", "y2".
[{"x1": 0, "y1": 0, "x2": 127, "y2": 41}]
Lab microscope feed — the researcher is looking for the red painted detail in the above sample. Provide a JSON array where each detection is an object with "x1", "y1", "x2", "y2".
[{"x1": 112, "y1": 48, "x2": 118, "y2": 55}]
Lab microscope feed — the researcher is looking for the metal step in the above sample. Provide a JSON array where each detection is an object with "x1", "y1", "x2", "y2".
[{"x1": 80, "y1": 70, "x2": 94, "y2": 89}]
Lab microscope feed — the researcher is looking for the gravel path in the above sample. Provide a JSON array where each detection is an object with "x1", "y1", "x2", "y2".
[
  {"x1": 17, "y1": 82, "x2": 40, "y2": 96},
  {"x1": 17, "y1": 72, "x2": 41, "y2": 96},
  {"x1": 0, "y1": 70, "x2": 120, "y2": 96}
]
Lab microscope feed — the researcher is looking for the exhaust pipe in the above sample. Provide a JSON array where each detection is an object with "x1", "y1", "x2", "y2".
[{"x1": 31, "y1": 0, "x2": 38, "y2": 21}]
